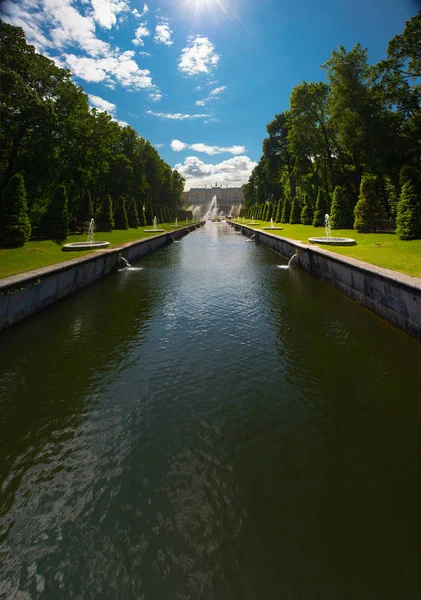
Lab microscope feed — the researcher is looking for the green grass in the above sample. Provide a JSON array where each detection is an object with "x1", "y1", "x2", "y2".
[
  {"x1": 234, "y1": 220, "x2": 421, "y2": 278},
  {"x1": 0, "y1": 222, "x2": 191, "y2": 280}
]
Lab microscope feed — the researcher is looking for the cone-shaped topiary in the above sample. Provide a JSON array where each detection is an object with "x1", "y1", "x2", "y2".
[
  {"x1": 275, "y1": 198, "x2": 283, "y2": 222},
  {"x1": 77, "y1": 190, "x2": 93, "y2": 225},
  {"x1": 300, "y1": 193, "x2": 314, "y2": 225},
  {"x1": 127, "y1": 197, "x2": 140, "y2": 228},
  {"x1": 281, "y1": 194, "x2": 292, "y2": 223},
  {"x1": 330, "y1": 185, "x2": 354, "y2": 229},
  {"x1": 385, "y1": 177, "x2": 399, "y2": 221},
  {"x1": 42, "y1": 184, "x2": 69, "y2": 240},
  {"x1": 0, "y1": 174, "x2": 31, "y2": 247},
  {"x1": 290, "y1": 195, "x2": 302, "y2": 224},
  {"x1": 146, "y1": 203, "x2": 154, "y2": 226},
  {"x1": 396, "y1": 177, "x2": 421, "y2": 240},
  {"x1": 95, "y1": 194, "x2": 114, "y2": 231},
  {"x1": 138, "y1": 203, "x2": 146, "y2": 227},
  {"x1": 313, "y1": 189, "x2": 329, "y2": 226},
  {"x1": 114, "y1": 196, "x2": 129, "y2": 229},
  {"x1": 354, "y1": 174, "x2": 386, "y2": 232}
]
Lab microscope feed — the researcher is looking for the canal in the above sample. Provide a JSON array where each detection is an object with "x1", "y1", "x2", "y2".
[{"x1": 1, "y1": 222, "x2": 421, "y2": 599}]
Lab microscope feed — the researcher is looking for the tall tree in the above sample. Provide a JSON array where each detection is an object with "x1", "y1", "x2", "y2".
[{"x1": 0, "y1": 173, "x2": 31, "y2": 246}]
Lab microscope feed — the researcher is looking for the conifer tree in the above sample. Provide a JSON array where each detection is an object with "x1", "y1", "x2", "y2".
[
  {"x1": 275, "y1": 198, "x2": 283, "y2": 222},
  {"x1": 281, "y1": 194, "x2": 292, "y2": 223},
  {"x1": 396, "y1": 174, "x2": 421, "y2": 240},
  {"x1": 300, "y1": 193, "x2": 314, "y2": 225},
  {"x1": 114, "y1": 196, "x2": 128, "y2": 229},
  {"x1": 95, "y1": 194, "x2": 114, "y2": 231},
  {"x1": 77, "y1": 190, "x2": 93, "y2": 226},
  {"x1": 313, "y1": 189, "x2": 329, "y2": 226},
  {"x1": 138, "y1": 203, "x2": 146, "y2": 227},
  {"x1": 146, "y1": 203, "x2": 154, "y2": 226},
  {"x1": 127, "y1": 197, "x2": 140, "y2": 228},
  {"x1": 354, "y1": 174, "x2": 386, "y2": 232},
  {"x1": 290, "y1": 194, "x2": 302, "y2": 224},
  {"x1": 330, "y1": 185, "x2": 353, "y2": 229},
  {"x1": 0, "y1": 173, "x2": 31, "y2": 246},
  {"x1": 42, "y1": 184, "x2": 69, "y2": 240}
]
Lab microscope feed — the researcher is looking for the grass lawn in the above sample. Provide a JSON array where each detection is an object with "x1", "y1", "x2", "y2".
[
  {"x1": 234, "y1": 220, "x2": 421, "y2": 279},
  {"x1": 0, "y1": 222, "x2": 191, "y2": 280}
]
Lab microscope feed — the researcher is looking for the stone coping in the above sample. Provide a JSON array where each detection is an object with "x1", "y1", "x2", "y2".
[
  {"x1": 0, "y1": 225, "x2": 201, "y2": 293},
  {"x1": 232, "y1": 223, "x2": 421, "y2": 292}
]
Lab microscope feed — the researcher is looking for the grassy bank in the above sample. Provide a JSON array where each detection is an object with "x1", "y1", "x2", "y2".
[
  {"x1": 0, "y1": 222, "x2": 191, "y2": 280},
  {"x1": 234, "y1": 220, "x2": 421, "y2": 279}
]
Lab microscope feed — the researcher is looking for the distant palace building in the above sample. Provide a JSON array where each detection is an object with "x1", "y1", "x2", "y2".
[{"x1": 183, "y1": 184, "x2": 244, "y2": 217}]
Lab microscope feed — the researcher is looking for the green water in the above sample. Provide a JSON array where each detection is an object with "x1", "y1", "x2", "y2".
[{"x1": 1, "y1": 222, "x2": 421, "y2": 599}]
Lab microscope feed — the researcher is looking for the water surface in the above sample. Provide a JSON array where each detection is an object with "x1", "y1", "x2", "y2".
[{"x1": 1, "y1": 222, "x2": 421, "y2": 599}]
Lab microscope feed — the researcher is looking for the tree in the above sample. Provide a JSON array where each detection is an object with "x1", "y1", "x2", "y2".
[
  {"x1": 95, "y1": 194, "x2": 114, "y2": 231},
  {"x1": 330, "y1": 185, "x2": 354, "y2": 229},
  {"x1": 139, "y1": 203, "x2": 146, "y2": 227},
  {"x1": 145, "y1": 203, "x2": 154, "y2": 226},
  {"x1": 313, "y1": 188, "x2": 329, "y2": 226},
  {"x1": 300, "y1": 193, "x2": 314, "y2": 225},
  {"x1": 290, "y1": 194, "x2": 302, "y2": 224},
  {"x1": 396, "y1": 170, "x2": 421, "y2": 240},
  {"x1": 42, "y1": 184, "x2": 69, "y2": 240},
  {"x1": 0, "y1": 173, "x2": 31, "y2": 246},
  {"x1": 275, "y1": 198, "x2": 283, "y2": 222},
  {"x1": 281, "y1": 194, "x2": 292, "y2": 223},
  {"x1": 354, "y1": 174, "x2": 386, "y2": 232},
  {"x1": 77, "y1": 190, "x2": 93, "y2": 228},
  {"x1": 127, "y1": 197, "x2": 140, "y2": 228},
  {"x1": 114, "y1": 196, "x2": 128, "y2": 229}
]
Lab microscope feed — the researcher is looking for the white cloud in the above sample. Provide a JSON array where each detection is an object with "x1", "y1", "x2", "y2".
[
  {"x1": 178, "y1": 36, "x2": 219, "y2": 77},
  {"x1": 154, "y1": 143, "x2": 164, "y2": 148},
  {"x1": 133, "y1": 3, "x2": 148, "y2": 18},
  {"x1": 2, "y1": 0, "x2": 161, "y2": 96},
  {"x1": 90, "y1": 0, "x2": 130, "y2": 29},
  {"x1": 132, "y1": 22, "x2": 150, "y2": 46},
  {"x1": 154, "y1": 17, "x2": 173, "y2": 46},
  {"x1": 149, "y1": 90, "x2": 163, "y2": 102},
  {"x1": 146, "y1": 110, "x2": 210, "y2": 120},
  {"x1": 138, "y1": 51, "x2": 151, "y2": 57},
  {"x1": 171, "y1": 140, "x2": 188, "y2": 151},
  {"x1": 117, "y1": 119, "x2": 129, "y2": 127},
  {"x1": 174, "y1": 155, "x2": 257, "y2": 189},
  {"x1": 88, "y1": 94, "x2": 116, "y2": 115},
  {"x1": 64, "y1": 53, "x2": 157, "y2": 92},
  {"x1": 195, "y1": 85, "x2": 227, "y2": 106},
  {"x1": 170, "y1": 140, "x2": 245, "y2": 155}
]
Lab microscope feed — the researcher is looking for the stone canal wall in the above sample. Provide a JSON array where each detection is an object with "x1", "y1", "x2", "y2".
[
  {"x1": 0, "y1": 224, "x2": 203, "y2": 332},
  {"x1": 229, "y1": 221, "x2": 421, "y2": 341}
]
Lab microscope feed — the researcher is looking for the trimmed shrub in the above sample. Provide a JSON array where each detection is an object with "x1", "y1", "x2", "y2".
[
  {"x1": 313, "y1": 189, "x2": 329, "y2": 227},
  {"x1": 114, "y1": 196, "x2": 129, "y2": 229},
  {"x1": 290, "y1": 195, "x2": 302, "y2": 224},
  {"x1": 396, "y1": 177, "x2": 421, "y2": 240},
  {"x1": 300, "y1": 193, "x2": 314, "y2": 225},
  {"x1": 95, "y1": 194, "x2": 114, "y2": 231},
  {"x1": 146, "y1": 203, "x2": 154, "y2": 226},
  {"x1": 127, "y1": 197, "x2": 140, "y2": 228},
  {"x1": 77, "y1": 190, "x2": 93, "y2": 226},
  {"x1": 275, "y1": 198, "x2": 283, "y2": 222},
  {"x1": 0, "y1": 174, "x2": 31, "y2": 246},
  {"x1": 42, "y1": 184, "x2": 69, "y2": 240},
  {"x1": 330, "y1": 185, "x2": 353, "y2": 229},
  {"x1": 138, "y1": 203, "x2": 146, "y2": 227},
  {"x1": 354, "y1": 174, "x2": 386, "y2": 232},
  {"x1": 385, "y1": 177, "x2": 399, "y2": 221},
  {"x1": 281, "y1": 194, "x2": 291, "y2": 223}
]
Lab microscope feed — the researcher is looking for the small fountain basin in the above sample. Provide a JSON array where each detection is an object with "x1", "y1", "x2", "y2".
[
  {"x1": 308, "y1": 237, "x2": 356, "y2": 246},
  {"x1": 62, "y1": 241, "x2": 110, "y2": 252},
  {"x1": 143, "y1": 229, "x2": 165, "y2": 233},
  {"x1": 262, "y1": 227, "x2": 283, "y2": 231}
]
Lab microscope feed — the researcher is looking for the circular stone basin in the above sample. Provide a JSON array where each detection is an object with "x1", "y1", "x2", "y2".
[
  {"x1": 261, "y1": 227, "x2": 283, "y2": 231},
  {"x1": 245, "y1": 223, "x2": 261, "y2": 226},
  {"x1": 62, "y1": 241, "x2": 110, "y2": 252},
  {"x1": 143, "y1": 229, "x2": 165, "y2": 232},
  {"x1": 308, "y1": 237, "x2": 356, "y2": 246}
]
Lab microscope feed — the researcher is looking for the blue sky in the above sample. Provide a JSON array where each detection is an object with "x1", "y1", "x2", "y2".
[{"x1": 1, "y1": 0, "x2": 418, "y2": 189}]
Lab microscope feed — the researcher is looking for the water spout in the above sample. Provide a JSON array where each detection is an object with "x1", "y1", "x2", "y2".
[
  {"x1": 119, "y1": 256, "x2": 131, "y2": 268},
  {"x1": 87, "y1": 218, "x2": 95, "y2": 243},
  {"x1": 270, "y1": 218, "x2": 274, "y2": 228},
  {"x1": 153, "y1": 216, "x2": 157, "y2": 231},
  {"x1": 325, "y1": 214, "x2": 332, "y2": 239}
]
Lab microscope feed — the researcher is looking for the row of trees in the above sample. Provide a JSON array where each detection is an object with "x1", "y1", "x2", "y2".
[
  {"x1": 0, "y1": 22, "x2": 186, "y2": 246},
  {"x1": 241, "y1": 12, "x2": 421, "y2": 240}
]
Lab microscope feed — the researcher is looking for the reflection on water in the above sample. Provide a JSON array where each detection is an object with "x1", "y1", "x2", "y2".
[{"x1": 1, "y1": 222, "x2": 421, "y2": 599}]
